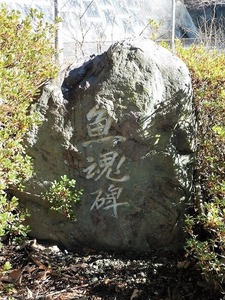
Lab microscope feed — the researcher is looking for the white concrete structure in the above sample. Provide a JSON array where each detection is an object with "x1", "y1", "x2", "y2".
[{"x1": 0, "y1": 0, "x2": 198, "y2": 63}]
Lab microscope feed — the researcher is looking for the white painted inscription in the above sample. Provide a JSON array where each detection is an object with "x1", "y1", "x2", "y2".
[
  {"x1": 83, "y1": 105, "x2": 130, "y2": 217},
  {"x1": 90, "y1": 184, "x2": 129, "y2": 218},
  {"x1": 83, "y1": 151, "x2": 130, "y2": 182},
  {"x1": 86, "y1": 106, "x2": 112, "y2": 137}
]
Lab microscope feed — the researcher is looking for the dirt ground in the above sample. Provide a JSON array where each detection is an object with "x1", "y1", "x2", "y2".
[{"x1": 0, "y1": 240, "x2": 224, "y2": 300}]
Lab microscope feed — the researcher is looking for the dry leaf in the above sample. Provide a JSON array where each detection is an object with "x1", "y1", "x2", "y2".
[
  {"x1": 55, "y1": 295, "x2": 66, "y2": 300},
  {"x1": 103, "y1": 278, "x2": 111, "y2": 284},
  {"x1": 1, "y1": 268, "x2": 22, "y2": 283},
  {"x1": 26, "y1": 287, "x2": 33, "y2": 299},
  {"x1": 130, "y1": 289, "x2": 140, "y2": 300},
  {"x1": 37, "y1": 269, "x2": 51, "y2": 281},
  {"x1": 26, "y1": 265, "x2": 37, "y2": 274},
  {"x1": 177, "y1": 260, "x2": 190, "y2": 269},
  {"x1": 29, "y1": 253, "x2": 48, "y2": 270}
]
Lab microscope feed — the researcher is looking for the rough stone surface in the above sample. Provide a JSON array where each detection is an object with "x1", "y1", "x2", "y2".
[{"x1": 17, "y1": 38, "x2": 196, "y2": 252}]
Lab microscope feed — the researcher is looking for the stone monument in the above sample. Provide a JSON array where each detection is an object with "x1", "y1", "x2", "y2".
[{"x1": 15, "y1": 38, "x2": 196, "y2": 252}]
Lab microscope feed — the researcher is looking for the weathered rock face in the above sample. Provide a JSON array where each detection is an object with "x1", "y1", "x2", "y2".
[{"x1": 19, "y1": 38, "x2": 196, "y2": 252}]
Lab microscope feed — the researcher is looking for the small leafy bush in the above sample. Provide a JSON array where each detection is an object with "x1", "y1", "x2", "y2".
[
  {"x1": 43, "y1": 175, "x2": 83, "y2": 221},
  {"x1": 174, "y1": 41, "x2": 225, "y2": 289},
  {"x1": 0, "y1": 194, "x2": 29, "y2": 243},
  {"x1": 0, "y1": 5, "x2": 58, "y2": 243}
]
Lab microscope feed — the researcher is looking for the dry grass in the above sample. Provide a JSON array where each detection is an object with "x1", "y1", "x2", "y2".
[{"x1": 184, "y1": 0, "x2": 225, "y2": 8}]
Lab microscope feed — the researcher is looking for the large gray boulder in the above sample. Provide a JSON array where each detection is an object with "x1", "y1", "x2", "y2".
[{"x1": 18, "y1": 38, "x2": 196, "y2": 252}]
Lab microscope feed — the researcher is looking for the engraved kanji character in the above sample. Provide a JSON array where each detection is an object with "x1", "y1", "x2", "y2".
[
  {"x1": 83, "y1": 151, "x2": 130, "y2": 182},
  {"x1": 90, "y1": 184, "x2": 129, "y2": 217},
  {"x1": 86, "y1": 106, "x2": 112, "y2": 137}
]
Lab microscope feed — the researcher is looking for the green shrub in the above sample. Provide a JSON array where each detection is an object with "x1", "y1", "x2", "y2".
[
  {"x1": 0, "y1": 195, "x2": 30, "y2": 244},
  {"x1": 0, "y1": 5, "x2": 58, "y2": 244},
  {"x1": 43, "y1": 175, "x2": 83, "y2": 221},
  {"x1": 175, "y1": 41, "x2": 225, "y2": 289}
]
